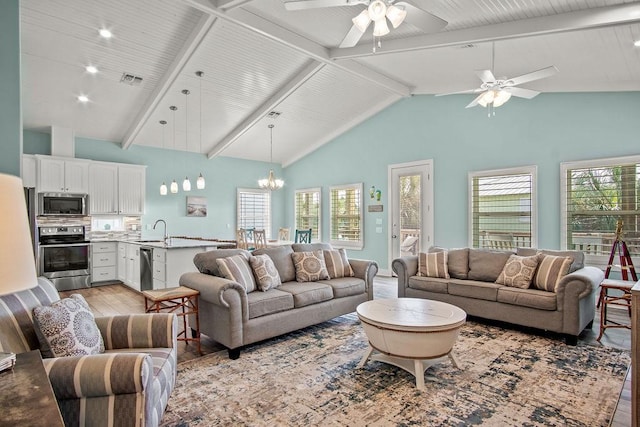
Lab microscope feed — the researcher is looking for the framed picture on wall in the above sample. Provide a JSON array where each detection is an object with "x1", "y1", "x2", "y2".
[{"x1": 186, "y1": 196, "x2": 207, "y2": 217}]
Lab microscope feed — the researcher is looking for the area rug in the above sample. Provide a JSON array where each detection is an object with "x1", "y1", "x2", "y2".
[{"x1": 161, "y1": 314, "x2": 630, "y2": 426}]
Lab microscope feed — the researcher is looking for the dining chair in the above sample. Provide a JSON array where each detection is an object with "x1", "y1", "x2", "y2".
[
  {"x1": 253, "y1": 229, "x2": 267, "y2": 249},
  {"x1": 295, "y1": 228, "x2": 312, "y2": 244},
  {"x1": 278, "y1": 227, "x2": 291, "y2": 241},
  {"x1": 236, "y1": 229, "x2": 249, "y2": 250}
]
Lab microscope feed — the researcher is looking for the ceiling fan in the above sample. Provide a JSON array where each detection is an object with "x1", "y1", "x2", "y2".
[
  {"x1": 283, "y1": 0, "x2": 447, "y2": 49},
  {"x1": 436, "y1": 44, "x2": 558, "y2": 110}
]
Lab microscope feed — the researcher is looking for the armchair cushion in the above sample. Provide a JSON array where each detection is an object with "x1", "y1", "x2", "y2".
[{"x1": 33, "y1": 294, "x2": 105, "y2": 358}]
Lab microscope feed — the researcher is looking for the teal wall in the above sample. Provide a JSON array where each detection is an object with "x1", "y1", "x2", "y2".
[
  {"x1": 23, "y1": 131, "x2": 285, "y2": 241},
  {"x1": 0, "y1": 0, "x2": 22, "y2": 177},
  {"x1": 284, "y1": 92, "x2": 640, "y2": 268}
]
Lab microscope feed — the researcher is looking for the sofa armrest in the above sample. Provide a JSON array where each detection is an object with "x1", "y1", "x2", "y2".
[
  {"x1": 180, "y1": 272, "x2": 249, "y2": 321},
  {"x1": 348, "y1": 259, "x2": 378, "y2": 299},
  {"x1": 556, "y1": 266, "x2": 604, "y2": 299},
  {"x1": 392, "y1": 256, "x2": 419, "y2": 297},
  {"x1": 95, "y1": 313, "x2": 177, "y2": 350},
  {"x1": 43, "y1": 353, "x2": 153, "y2": 399}
]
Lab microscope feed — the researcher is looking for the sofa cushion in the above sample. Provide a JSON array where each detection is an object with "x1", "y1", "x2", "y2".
[
  {"x1": 193, "y1": 249, "x2": 251, "y2": 277},
  {"x1": 429, "y1": 247, "x2": 469, "y2": 279},
  {"x1": 448, "y1": 279, "x2": 502, "y2": 302},
  {"x1": 497, "y1": 287, "x2": 557, "y2": 311},
  {"x1": 318, "y1": 277, "x2": 365, "y2": 298},
  {"x1": 291, "y1": 250, "x2": 330, "y2": 282},
  {"x1": 216, "y1": 255, "x2": 257, "y2": 292},
  {"x1": 246, "y1": 289, "x2": 294, "y2": 319},
  {"x1": 252, "y1": 246, "x2": 296, "y2": 282},
  {"x1": 277, "y1": 282, "x2": 334, "y2": 308},
  {"x1": 324, "y1": 249, "x2": 354, "y2": 279},
  {"x1": 408, "y1": 276, "x2": 448, "y2": 294},
  {"x1": 496, "y1": 254, "x2": 540, "y2": 289},
  {"x1": 467, "y1": 249, "x2": 512, "y2": 282},
  {"x1": 418, "y1": 251, "x2": 450, "y2": 279},
  {"x1": 33, "y1": 294, "x2": 105, "y2": 358},
  {"x1": 533, "y1": 254, "x2": 573, "y2": 292},
  {"x1": 516, "y1": 248, "x2": 583, "y2": 273},
  {"x1": 249, "y1": 254, "x2": 281, "y2": 291}
]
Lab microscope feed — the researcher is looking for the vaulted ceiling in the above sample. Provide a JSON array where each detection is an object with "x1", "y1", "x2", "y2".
[{"x1": 20, "y1": 0, "x2": 640, "y2": 166}]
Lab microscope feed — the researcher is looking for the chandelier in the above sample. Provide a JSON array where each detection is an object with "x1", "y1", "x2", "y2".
[{"x1": 258, "y1": 124, "x2": 284, "y2": 191}]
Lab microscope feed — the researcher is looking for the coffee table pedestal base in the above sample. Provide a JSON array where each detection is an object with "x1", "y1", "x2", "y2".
[{"x1": 357, "y1": 345, "x2": 461, "y2": 391}]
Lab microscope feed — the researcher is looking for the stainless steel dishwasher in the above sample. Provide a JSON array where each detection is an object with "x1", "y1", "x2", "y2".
[{"x1": 139, "y1": 247, "x2": 154, "y2": 291}]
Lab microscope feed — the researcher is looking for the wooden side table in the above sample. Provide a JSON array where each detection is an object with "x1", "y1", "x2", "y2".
[
  {"x1": 142, "y1": 286, "x2": 202, "y2": 355},
  {"x1": 597, "y1": 278, "x2": 634, "y2": 341}
]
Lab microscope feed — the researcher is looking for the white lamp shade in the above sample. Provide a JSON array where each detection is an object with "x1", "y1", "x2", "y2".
[
  {"x1": 492, "y1": 90, "x2": 512, "y2": 107},
  {"x1": 386, "y1": 5, "x2": 407, "y2": 28},
  {"x1": 183, "y1": 177, "x2": 191, "y2": 192},
  {"x1": 0, "y1": 174, "x2": 38, "y2": 296},
  {"x1": 352, "y1": 9, "x2": 371, "y2": 32},
  {"x1": 196, "y1": 173, "x2": 205, "y2": 190},
  {"x1": 160, "y1": 182, "x2": 168, "y2": 195},
  {"x1": 368, "y1": 0, "x2": 387, "y2": 21},
  {"x1": 373, "y1": 18, "x2": 390, "y2": 37},
  {"x1": 170, "y1": 180, "x2": 179, "y2": 194},
  {"x1": 478, "y1": 90, "x2": 496, "y2": 107}
]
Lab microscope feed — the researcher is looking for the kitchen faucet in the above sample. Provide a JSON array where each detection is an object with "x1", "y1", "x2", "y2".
[{"x1": 153, "y1": 219, "x2": 168, "y2": 243}]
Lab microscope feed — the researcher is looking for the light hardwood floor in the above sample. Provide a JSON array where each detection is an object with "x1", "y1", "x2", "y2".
[{"x1": 63, "y1": 276, "x2": 632, "y2": 426}]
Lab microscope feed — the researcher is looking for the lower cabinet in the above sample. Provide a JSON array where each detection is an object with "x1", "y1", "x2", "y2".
[
  {"x1": 150, "y1": 246, "x2": 215, "y2": 289},
  {"x1": 91, "y1": 242, "x2": 118, "y2": 283},
  {"x1": 116, "y1": 242, "x2": 141, "y2": 291}
]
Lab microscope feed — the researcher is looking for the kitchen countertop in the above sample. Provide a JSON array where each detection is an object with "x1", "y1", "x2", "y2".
[{"x1": 91, "y1": 237, "x2": 236, "y2": 249}]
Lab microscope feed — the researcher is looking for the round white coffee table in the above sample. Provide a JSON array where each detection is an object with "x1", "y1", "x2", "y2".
[{"x1": 356, "y1": 298, "x2": 466, "y2": 391}]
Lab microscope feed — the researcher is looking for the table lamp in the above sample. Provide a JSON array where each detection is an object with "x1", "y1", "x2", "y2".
[{"x1": 0, "y1": 173, "x2": 38, "y2": 296}]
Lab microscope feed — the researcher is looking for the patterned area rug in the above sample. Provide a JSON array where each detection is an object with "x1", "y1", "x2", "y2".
[{"x1": 161, "y1": 314, "x2": 629, "y2": 426}]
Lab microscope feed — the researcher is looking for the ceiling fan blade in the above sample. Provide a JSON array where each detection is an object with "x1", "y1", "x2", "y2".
[
  {"x1": 506, "y1": 66, "x2": 558, "y2": 86},
  {"x1": 505, "y1": 87, "x2": 540, "y2": 99},
  {"x1": 339, "y1": 24, "x2": 365, "y2": 48},
  {"x1": 476, "y1": 69, "x2": 496, "y2": 84},
  {"x1": 396, "y1": 1, "x2": 447, "y2": 32},
  {"x1": 435, "y1": 88, "x2": 483, "y2": 96},
  {"x1": 283, "y1": 0, "x2": 361, "y2": 11},
  {"x1": 465, "y1": 92, "x2": 486, "y2": 109}
]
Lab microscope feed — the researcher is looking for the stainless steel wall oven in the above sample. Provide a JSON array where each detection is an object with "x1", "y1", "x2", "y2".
[{"x1": 38, "y1": 226, "x2": 91, "y2": 291}]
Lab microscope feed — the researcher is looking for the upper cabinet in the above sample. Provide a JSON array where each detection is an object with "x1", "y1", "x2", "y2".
[
  {"x1": 89, "y1": 162, "x2": 146, "y2": 215},
  {"x1": 37, "y1": 157, "x2": 89, "y2": 193},
  {"x1": 22, "y1": 154, "x2": 37, "y2": 188}
]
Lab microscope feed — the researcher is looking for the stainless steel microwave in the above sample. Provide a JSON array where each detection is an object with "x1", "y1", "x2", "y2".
[{"x1": 38, "y1": 193, "x2": 89, "y2": 216}]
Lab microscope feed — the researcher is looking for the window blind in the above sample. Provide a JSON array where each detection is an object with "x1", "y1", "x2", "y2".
[
  {"x1": 329, "y1": 183, "x2": 363, "y2": 249},
  {"x1": 237, "y1": 189, "x2": 271, "y2": 237},
  {"x1": 295, "y1": 188, "x2": 321, "y2": 240}
]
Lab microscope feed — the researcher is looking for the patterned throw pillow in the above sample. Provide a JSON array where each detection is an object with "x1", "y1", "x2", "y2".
[
  {"x1": 249, "y1": 254, "x2": 282, "y2": 291},
  {"x1": 216, "y1": 255, "x2": 257, "y2": 292},
  {"x1": 32, "y1": 294, "x2": 105, "y2": 358},
  {"x1": 291, "y1": 250, "x2": 330, "y2": 282},
  {"x1": 324, "y1": 249, "x2": 354, "y2": 279},
  {"x1": 496, "y1": 254, "x2": 540, "y2": 289},
  {"x1": 418, "y1": 251, "x2": 450, "y2": 279},
  {"x1": 533, "y1": 254, "x2": 573, "y2": 292}
]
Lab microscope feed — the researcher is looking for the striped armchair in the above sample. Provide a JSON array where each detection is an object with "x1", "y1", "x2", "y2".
[{"x1": 0, "y1": 277, "x2": 177, "y2": 427}]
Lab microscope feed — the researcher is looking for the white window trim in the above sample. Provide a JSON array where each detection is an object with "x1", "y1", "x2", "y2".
[
  {"x1": 560, "y1": 154, "x2": 640, "y2": 269},
  {"x1": 329, "y1": 183, "x2": 364, "y2": 250},
  {"x1": 468, "y1": 165, "x2": 538, "y2": 249},
  {"x1": 295, "y1": 187, "x2": 322, "y2": 240},
  {"x1": 236, "y1": 187, "x2": 271, "y2": 238}
]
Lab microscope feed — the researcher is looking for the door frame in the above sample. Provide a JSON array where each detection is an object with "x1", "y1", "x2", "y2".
[{"x1": 387, "y1": 159, "x2": 434, "y2": 273}]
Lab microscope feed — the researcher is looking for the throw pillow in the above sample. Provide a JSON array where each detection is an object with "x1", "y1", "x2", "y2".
[
  {"x1": 418, "y1": 251, "x2": 450, "y2": 279},
  {"x1": 291, "y1": 250, "x2": 330, "y2": 282},
  {"x1": 32, "y1": 294, "x2": 105, "y2": 358},
  {"x1": 324, "y1": 249, "x2": 354, "y2": 279},
  {"x1": 249, "y1": 254, "x2": 281, "y2": 291},
  {"x1": 533, "y1": 254, "x2": 573, "y2": 292},
  {"x1": 216, "y1": 255, "x2": 257, "y2": 292},
  {"x1": 496, "y1": 254, "x2": 540, "y2": 289}
]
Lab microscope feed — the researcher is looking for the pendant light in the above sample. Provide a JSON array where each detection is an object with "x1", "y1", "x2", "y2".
[
  {"x1": 169, "y1": 105, "x2": 179, "y2": 193},
  {"x1": 181, "y1": 89, "x2": 192, "y2": 192},
  {"x1": 258, "y1": 124, "x2": 284, "y2": 191},
  {"x1": 196, "y1": 71, "x2": 205, "y2": 189},
  {"x1": 159, "y1": 120, "x2": 168, "y2": 195}
]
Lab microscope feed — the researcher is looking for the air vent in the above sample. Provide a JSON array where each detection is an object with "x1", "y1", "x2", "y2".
[
  {"x1": 120, "y1": 73, "x2": 143, "y2": 86},
  {"x1": 267, "y1": 111, "x2": 282, "y2": 119},
  {"x1": 458, "y1": 44, "x2": 477, "y2": 49}
]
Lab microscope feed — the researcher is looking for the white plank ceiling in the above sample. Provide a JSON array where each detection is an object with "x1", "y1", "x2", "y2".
[{"x1": 20, "y1": 0, "x2": 640, "y2": 166}]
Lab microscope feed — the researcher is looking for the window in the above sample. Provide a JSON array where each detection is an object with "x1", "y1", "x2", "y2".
[
  {"x1": 295, "y1": 188, "x2": 321, "y2": 241},
  {"x1": 469, "y1": 166, "x2": 537, "y2": 249},
  {"x1": 329, "y1": 183, "x2": 363, "y2": 249},
  {"x1": 237, "y1": 188, "x2": 271, "y2": 237},
  {"x1": 561, "y1": 155, "x2": 640, "y2": 261}
]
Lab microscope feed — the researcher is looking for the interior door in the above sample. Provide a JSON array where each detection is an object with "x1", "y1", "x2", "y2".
[{"x1": 388, "y1": 160, "x2": 433, "y2": 271}]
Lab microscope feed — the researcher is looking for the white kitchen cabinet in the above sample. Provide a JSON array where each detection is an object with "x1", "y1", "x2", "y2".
[
  {"x1": 151, "y1": 246, "x2": 214, "y2": 290},
  {"x1": 118, "y1": 165, "x2": 146, "y2": 215},
  {"x1": 22, "y1": 155, "x2": 37, "y2": 188},
  {"x1": 91, "y1": 242, "x2": 117, "y2": 283},
  {"x1": 38, "y1": 157, "x2": 89, "y2": 193},
  {"x1": 117, "y1": 243, "x2": 126, "y2": 282},
  {"x1": 89, "y1": 162, "x2": 146, "y2": 215},
  {"x1": 124, "y1": 243, "x2": 141, "y2": 291}
]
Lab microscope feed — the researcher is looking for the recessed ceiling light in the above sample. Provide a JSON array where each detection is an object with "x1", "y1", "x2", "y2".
[
  {"x1": 77, "y1": 95, "x2": 89, "y2": 103},
  {"x1": 634, "y1": 40, "x2": 640, "y2": 47},
  {"x1": 99, "y1": 28, "x2": 112, "y2": 39},
  {"x1": 85, "y1": 65, "x2": 98, "y2": 74}
]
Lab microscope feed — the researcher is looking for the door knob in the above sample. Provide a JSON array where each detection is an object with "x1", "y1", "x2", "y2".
[{"x1": 392, "y1": 235, "x2": 397, "y2": 238}]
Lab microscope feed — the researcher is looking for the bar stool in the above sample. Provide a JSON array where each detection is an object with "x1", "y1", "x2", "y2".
[{"x1": 597, "y1": 278, "x2": 634, "y2": 341}]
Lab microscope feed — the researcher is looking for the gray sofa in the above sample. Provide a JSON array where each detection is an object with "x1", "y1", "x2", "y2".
[
  {"x1": 392, "y1": 247, "x2": 604, "y2": 345},
  {"x1": 179, "y1": 243, "x2": 378, "y2": 358}
]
